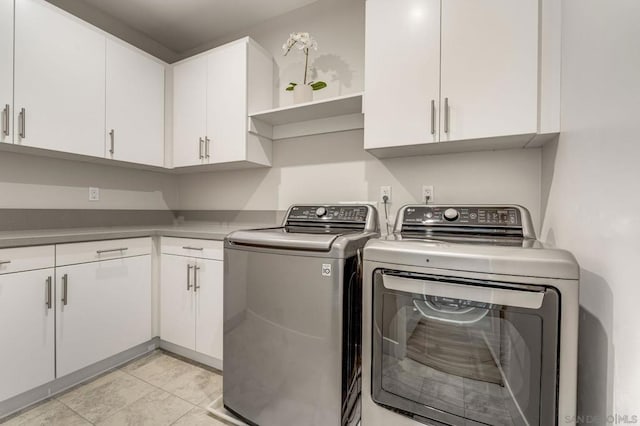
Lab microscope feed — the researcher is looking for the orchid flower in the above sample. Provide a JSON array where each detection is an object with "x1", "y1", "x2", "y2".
[{"x1": 282, "y1": 32, "x2": 326, "y2": 90}]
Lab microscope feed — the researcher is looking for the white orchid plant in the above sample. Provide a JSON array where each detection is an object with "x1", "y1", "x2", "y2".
[{"x1": 282, "y1": 32, "x2": 327, "y2": 92}]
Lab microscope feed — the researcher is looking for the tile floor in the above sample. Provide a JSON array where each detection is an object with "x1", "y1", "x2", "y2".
[{"x1": 1, "y1": 350, "x2": 228, "y2": 426}]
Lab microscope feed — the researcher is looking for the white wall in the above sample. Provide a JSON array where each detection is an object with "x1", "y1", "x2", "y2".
[
  {"x1": 541, "y1": 0, "x2": 640, "y2": 420},
  {"x1": 178, "y1": 130, "x2": 542, "y2": 231},
  {"x1": 185, "y1": 0, "x2": 365, "y2": 106},
  {"x1": 0, "y1": 152, "x2": 178, "y2": 209}
]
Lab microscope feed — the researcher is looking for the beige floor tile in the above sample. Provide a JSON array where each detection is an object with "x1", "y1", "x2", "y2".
[
  {"x1": 1, "y1": 400, "x2": 90, "y2": 426},
  {"x1": 119, "y1": 350, "x2": 163, "y2": 373},
  {"x1": 96, "y1": 389, "x2": 193, "y2": 426},
  {"x1": 57, "y1": 370, "x2": 155, "y2": 423},
  {"x1": 172, "y1": 407, "x2": 229, "y2": 426},
  {"x1": 163, "y1": 366, "x2": 223, "y2": 406},
  {"x1": 121, "y1": 353, "x2": 194, "y2": 389}
]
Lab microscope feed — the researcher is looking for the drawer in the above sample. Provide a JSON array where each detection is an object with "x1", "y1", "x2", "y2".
[
  {"x1": 0, "y1": 245, "x2": 55, "y2": 274},
  {"x1": 161, "y1": 237, "x2": 223, "y2": 260},
  {"x1": 56, "y1": 237, "x2": 152, "y2": 266}
]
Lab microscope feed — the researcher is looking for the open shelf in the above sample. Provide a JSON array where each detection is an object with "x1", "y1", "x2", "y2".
[{"x1": 249, "y1": 92, "x2": 363, "y2": 126}]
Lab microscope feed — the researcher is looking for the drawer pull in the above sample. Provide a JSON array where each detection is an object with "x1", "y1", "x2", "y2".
[
  {"x1": 61, "y1": 274, "x2": 68, "y2": 306},
  {"x1": 46, "y1": 276, "x2": 52, "y2": 309},
  {"x1": 0, "y1": 260, "x2": 11, "y2": 265},
  {"x1": 182, "y1": 246, "x2": 204, "y2": 251},
  {"x1": 96, "y1": 247, "x2": 128, "y2": 254}
]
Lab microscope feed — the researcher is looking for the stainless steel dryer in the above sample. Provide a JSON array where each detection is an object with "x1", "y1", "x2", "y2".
[
  {"x1": 224, "y1": 204, "x2": 379, "y2": 426},
  {"x1": 362, "y1": 205, "x2": 579, "y2": 426}
]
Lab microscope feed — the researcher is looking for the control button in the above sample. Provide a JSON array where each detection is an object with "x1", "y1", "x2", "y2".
[
  {"x1": 315, "y1": 207, "x2": 327, "y2": 217},
  {"x1": 470, "y1": 212, "x2": 477, "y2": 220},
  {"x1": 426, "y1": 212, "x2": 433, "y2": 219},
  {"x1": 444, "y1": 208, "x2": 459, "y2": 221}
]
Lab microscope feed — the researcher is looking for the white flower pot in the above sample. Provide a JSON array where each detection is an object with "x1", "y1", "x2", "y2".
[{"x1": 293, "y1": 84, "x2": 313, "y2": 104}]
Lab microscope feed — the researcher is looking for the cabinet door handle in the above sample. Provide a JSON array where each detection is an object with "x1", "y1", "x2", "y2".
[
  {"x1": 2, "y1": 104, "x2": 8, "y2": 136},
  {"x1": 0, "y1": 260, "x2": 10, "y2": 265},
  {"x1": 187, "y1": 264, "x2": 193, "y2": 291},
  {"x1": 205, "y1": 137, "x2": 210, "y2": 159},
  {"x1": 18, "y1": 108, "x2": 26, "y2": 139},
  {"x1": 109, "y1": 129, "x2": 115, "y2": 155},
  {"x1": 194, "y1": 266, "x2": 200, "y2": 292},
  {"x1": 430, "y1": 99, "x2": 436, "y2": 135},
  {"x1": 61, "y1": 274, "x2": 68, "y2": 306},
  {"x1": 46, "y1": 276, "x2": 52, "y2": 309},
  {"x1": 199, "y1": 137, "x2": 204, "y2": 159},
  {"x1": 444, "y1": 98, "x2": 450, "y2": 134}
]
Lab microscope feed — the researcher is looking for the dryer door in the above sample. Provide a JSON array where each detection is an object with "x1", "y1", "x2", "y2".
[{"x1": 371, "y1": 270, "x2": 559, "y2": 426}]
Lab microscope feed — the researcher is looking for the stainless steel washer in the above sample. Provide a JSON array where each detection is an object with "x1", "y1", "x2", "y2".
[
  {"x1": 362, "y1": 205, "x2": 579, "y2": 426},
  {"x1": 224, "y1": 204, "x2": 379, "y2": 426}
]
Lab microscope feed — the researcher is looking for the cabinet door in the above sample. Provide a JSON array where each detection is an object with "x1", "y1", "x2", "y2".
[
  {"x1": 173, "y1": 56, "x2": 207, "y2": 167},
  {"x1": 14, "y1": 0, "x2": 105, "y2": 157},
  {"x1": 195, "y1": 259, "x2": 224, "y2": 360},
  {"x1": 364, "y1": 0, "x2": 441, "y2": 149},
  {"x1": 106, "y1": 39, "x2": 165, "y2": 167},
  {"x1": 206, "y1": 43, "x2": 248, "y2": 164},
  {"x1": 440, "y1": 0, "x2": 538, "y2": 141},
  {"x1": 0, "y1": 269, "x2": 55, "y2": 401},
  {"x1": 160, "y1": 254, "x2": 196, "y2": 350},
  {"x1": 0, "y1": 0, "x2": 12, "y2": 144},
  {"x1": 56, "y1": 256, "x2": 151, "y2": 377}
]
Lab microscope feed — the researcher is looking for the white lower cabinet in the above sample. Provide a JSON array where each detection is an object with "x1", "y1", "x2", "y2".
[
  {"x1": 0, "y1": 266, "x2": 55, "y2": 401},
  {"x1": 55, "y1": 239, "x2": 152, "y2": 377},
  {"x1": 161, "y1": 238, "x2": 223, "y2": 362}
]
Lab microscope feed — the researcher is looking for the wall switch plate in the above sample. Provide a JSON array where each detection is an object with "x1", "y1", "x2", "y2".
[
  {"x1": 89, "y1": 187, "x2": 99, "y2": 201},
  {"x1": 422, "y1": 185, "x2": 434, "y2": 203},
  {"x1": 380, "y1": 186, "x2": 392, "y2": 203}
]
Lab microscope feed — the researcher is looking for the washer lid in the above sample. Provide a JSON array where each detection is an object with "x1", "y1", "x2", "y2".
[{"x1": 226, "y1": 227, "x2": 349, "y2": 251}]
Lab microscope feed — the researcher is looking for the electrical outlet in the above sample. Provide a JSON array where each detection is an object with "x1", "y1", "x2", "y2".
[
  {"x1": 89, "y1": 187, "x2": 100, "y2": 201},
  {"x1": 380, "y1": 186, "x2": 392, "y2": 203},
  {"x1": 422, "y1": 185, "x2": 434, "y2": 203}
]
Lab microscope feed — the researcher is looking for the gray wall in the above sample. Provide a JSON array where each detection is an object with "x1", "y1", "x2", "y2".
[
  {"x1": 541, "y1": 0, "x2": 640, "y2": 419},
  {"x1": 0, "y1": 151, "x2": 178, "y2": 210}
]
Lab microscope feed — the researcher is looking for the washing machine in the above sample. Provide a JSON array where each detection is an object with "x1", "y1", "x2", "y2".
[
  {"x1": 224, "y1": 204, "x2": 379, "y2": 426},
  {"x1": 362, "y1": 204, "x2": 579, "y2": 426}
]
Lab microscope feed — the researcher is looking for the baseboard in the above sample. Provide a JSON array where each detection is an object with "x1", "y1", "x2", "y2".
[
  {"x1": 0, "y1": 338, "x2": 160, "y2": 420},
  {"x1": 159, "y1": 340, "x2": 223, "y2": 371}
]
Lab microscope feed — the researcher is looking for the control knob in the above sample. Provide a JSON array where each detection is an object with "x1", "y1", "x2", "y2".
[
  {"x1": 315, "y1": 207, "x2": 327, "y2": 217},
  {"x1": 443, "y1": 208, "x2": 459, "y2": 221}
]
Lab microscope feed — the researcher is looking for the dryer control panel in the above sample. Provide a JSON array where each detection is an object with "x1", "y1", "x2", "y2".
[
  {"x1": 397, "y1": 205, "x2": 535, "y2": 239},
  {"x1": 402, "y1": 206, "x2": 521, "y2": 227}
]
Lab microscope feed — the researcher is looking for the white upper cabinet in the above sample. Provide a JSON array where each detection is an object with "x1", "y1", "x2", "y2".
[
  {"x1": 0, "y1": 0, "x2": 12, "y2": 144},
  {"x1": 364, "y1": 0, "x2": 545, "y2": 156},
  {"x1": 173, "y1": 55, "x2": 208, "y2": 168},
  {"x1": 364, "y1": 0, "x2": 441, "y2": 150},
  {"x1": 172, "y1": 38, "x2": 273, "y2": 169},
  {"x1": 14, "y1": 0, "x2": 105, "y2": 157},
  {"x1": 206, "y1": 43, "x2": 248, "y2": 164},
  {"x1": 439, "y1": 0, "x2": 538, "y2": 142},
  {"x1": 106, "y1": 39, "x2": 165, "y2": 167}
]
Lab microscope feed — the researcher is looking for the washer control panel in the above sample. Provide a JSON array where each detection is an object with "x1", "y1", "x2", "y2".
[
  {"x1": 287, "y1": 205, "x2": 369, "y2": 222},
  {"x1": 403, "y1": 206, "x2": 521, "y2": 227}
]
